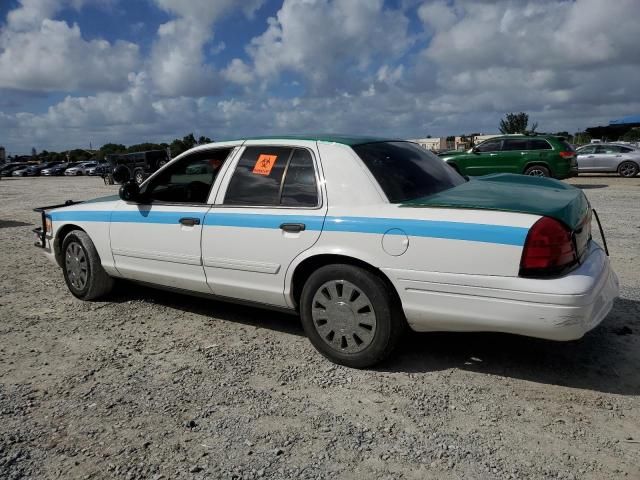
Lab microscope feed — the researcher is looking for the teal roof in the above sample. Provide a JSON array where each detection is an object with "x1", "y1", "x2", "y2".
[{"x1": 221, "y1": 134, "x2": 401, "y2": 146}]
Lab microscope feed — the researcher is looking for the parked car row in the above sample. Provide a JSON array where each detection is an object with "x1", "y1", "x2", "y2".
[
  {"x1": 438, "y1": 135, "x2": 639, "y2": 178},
  {"x1": 0, "y1": 161, "x2": 112, "y2": 177}
]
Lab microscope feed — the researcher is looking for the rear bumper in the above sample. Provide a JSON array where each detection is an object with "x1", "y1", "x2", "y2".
[{"x1": 385, "y1": 242, "x2": 619, "y2": 340}]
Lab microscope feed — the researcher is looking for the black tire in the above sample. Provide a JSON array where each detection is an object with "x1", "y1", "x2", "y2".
[
  {"x1": 299, "y1": 264, "x2": 406, "y2": 368},
  {"x1": 61, "y1": 230, "x2": 114, "y2": 300},
  {"x1": 134, "y1": 169, "x2": 145, "y2": 185},
  {"x1": 618, "y1": 161, "x2": 639, "y2": 178},
  {"x1": 524, "y1": 165, "x2": 550, "y2": 177}
]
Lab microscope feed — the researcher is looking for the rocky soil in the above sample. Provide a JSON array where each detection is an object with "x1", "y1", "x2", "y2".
[{"x1": 0, "y1": 175, "x2": 639, "y2": 479}]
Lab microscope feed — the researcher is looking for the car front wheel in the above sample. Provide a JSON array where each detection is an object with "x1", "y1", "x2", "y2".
[
  {"x1": 300, "y1": 264, "x2": 405, "y2": 368},
  {"x1": 62, "y1": 230, "x2": 114, "y2": 300}
]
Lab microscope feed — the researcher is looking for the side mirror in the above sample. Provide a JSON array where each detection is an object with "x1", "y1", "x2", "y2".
[
  {"x1": 112, "y1": 165, "x2": 130, "y2": 184},
  {"x1": 119, "y1": 181, "x2": 140, "y2": 202},
  {"x1": 471, "y1": 147, "x2": 479, "y2": 154}
]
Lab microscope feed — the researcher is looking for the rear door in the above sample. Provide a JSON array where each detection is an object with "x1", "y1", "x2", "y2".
[
  {"x1": 202, "y1": 141, "x2": 326, "y2": 307},
  {"x1": 500, "y1": 138, "x2": 530, "y2": 173}
]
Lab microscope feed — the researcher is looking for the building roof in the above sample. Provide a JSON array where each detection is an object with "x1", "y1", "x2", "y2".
[
  {"x1": 221, "y1": 134, "x2": 401, "y2": 146},
  {"x1": 609, "y1": 115, "x2": 640, "y2": 125}
]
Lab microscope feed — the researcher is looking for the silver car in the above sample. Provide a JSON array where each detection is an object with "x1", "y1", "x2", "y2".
[
  {"x1": 576, "y1": 143, "x2": 639, "y2": 177},
  {"x1": 64, "y1": 161, "x2": 98, "y2": 176}
]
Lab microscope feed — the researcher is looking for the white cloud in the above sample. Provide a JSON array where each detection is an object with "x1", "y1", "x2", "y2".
[
  {"x1": 0, "y1": 0, "x2": 139, "y2": 92},
  {"x1": 2, "y1": 0, "x2": 640, "y2": 154},
  {"x1": 232, "y1": 0, "x2": 411, "y2": 93},
  {"x1": 149, "y1": 0, "x2": 265, "y2": 96}
]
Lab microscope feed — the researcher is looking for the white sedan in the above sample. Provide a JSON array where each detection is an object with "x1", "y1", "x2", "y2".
[{"x1": 33, "y1": 136, "x2": 619, "y2": 367}]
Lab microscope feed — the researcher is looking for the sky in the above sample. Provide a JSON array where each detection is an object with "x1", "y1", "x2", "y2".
[{"x1": 1, "y1": 0, "x2": 639, "y2": 154}]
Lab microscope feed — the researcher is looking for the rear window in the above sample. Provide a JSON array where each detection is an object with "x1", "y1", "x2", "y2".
[
  {"x1": 352, "y1": 142, "x2": 465, "y2": 203},
  {"x1": 559, "y1": 140, "x2": 575, "y2": 152},
  {"x1": 528, "y1": 139, "x2": 552, "y2": 150}
]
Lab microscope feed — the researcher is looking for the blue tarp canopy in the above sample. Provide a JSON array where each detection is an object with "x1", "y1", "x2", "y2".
[{"x1": 609, "y1": 115, "x2": 640, "y2": 125}]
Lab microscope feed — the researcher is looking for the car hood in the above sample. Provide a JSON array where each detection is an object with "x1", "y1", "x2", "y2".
[{"x1": 401, "y1": 173, "x2": 589, "y2": 230}]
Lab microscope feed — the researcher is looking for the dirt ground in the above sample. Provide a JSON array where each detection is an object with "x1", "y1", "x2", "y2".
[{"x1": 0, "y1": 174, "x2": 638, "y2": 480}]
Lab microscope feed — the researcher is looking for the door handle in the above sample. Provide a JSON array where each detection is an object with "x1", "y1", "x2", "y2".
[
  {"x1": 179, "y1": 217, "x2": 201, "y2": 226},
  {"x1": 280, "y1": 223, "x2": 306, "y2": 233}
]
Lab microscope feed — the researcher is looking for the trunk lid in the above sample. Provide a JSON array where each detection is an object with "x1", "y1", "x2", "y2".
[{"x1": 401, "y1": 173, "x2": 589, "y2": 231}]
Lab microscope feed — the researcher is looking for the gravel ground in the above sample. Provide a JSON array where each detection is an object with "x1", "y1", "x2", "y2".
[{"x1": 0, "y1": 174, "x2": 638, "y2": 480}]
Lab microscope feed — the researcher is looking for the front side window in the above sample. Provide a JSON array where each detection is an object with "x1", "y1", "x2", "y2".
[
  {"x1": 353, "y1": 141, "x2": 465, "y2": 203},
  {"x1": 142, "y1": 148, "x2": 232, "y2": 203},
  {"x1": 224, "y1": 146, "x2": 318, "y2": 207},
  {"x1": 475, "y1": 139, "x2": 502, "y2": 152},
  {"x1": 577, "y1": 146, "x2": 595, "y2": 154},
  {"x1": 502, "y1": 139, "x2": 529, "y2": 151}
]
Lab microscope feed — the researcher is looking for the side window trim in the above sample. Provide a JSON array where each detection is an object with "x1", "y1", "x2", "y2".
[
  {"x1": 218, "y1": 145, "x2": 323, "y2": 209},
  {"x1": 276, "y1": 148, "x2": 297, "y2": 204}
]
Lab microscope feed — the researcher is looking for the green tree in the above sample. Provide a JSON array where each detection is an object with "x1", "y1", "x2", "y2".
[
  {"x1": 573, "y1": 132, "x2": 591, "y2": 145},
  {"x1": 622, "y1": 128, "x2": 640, "y2": 142},
  {"x1": 127, "y1": 142, "x2": 165, "y2": 153},
  {"x1": 100, "y1": 143, "x2": 126, "y2": 155},
  {"x1": 197, "y1": 135, "x2": 212, "y2": 145},
  {"x1": 499, "y1": 112, "x2": 538, "y2": 134}
]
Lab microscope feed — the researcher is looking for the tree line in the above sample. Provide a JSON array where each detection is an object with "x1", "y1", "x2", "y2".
[{"x1": 11, "y1": 133, "x2": 213, "y2": 164}]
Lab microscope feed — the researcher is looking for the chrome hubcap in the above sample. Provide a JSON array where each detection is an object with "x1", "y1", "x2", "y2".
[
  {"x1": 527, "y1": 169, "x2": 546, "y2": 177},
  {"x1": 65, "y1": 242, "x2": 88, "y2": 290},
  {"x1": 311, "y1": 280, "x2": 377, "y2": 354}
]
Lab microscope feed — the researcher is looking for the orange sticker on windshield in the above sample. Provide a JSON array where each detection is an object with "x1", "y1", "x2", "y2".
[{"x1": 253, "y1": 154, "x2": 277, "y2": 175}]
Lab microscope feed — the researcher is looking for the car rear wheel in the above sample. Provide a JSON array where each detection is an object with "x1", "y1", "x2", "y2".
[
  {"x1": 618, "y1": 161, "x2": 639, "y2": 178},
  {"x1": 300, "y1": 264, "x2": 405, "y2": 368},
  {"x1": 134, "y1": 169, "x2": 145, "y2": 185},
  {"x1": 62, "y1": 230, "x2": 114, "y2": 300},
  {"x1": 524, "y1": 165, "x2": 550, "y2": 177}
]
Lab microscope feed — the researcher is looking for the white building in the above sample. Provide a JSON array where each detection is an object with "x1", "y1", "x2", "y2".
[{"x1": 409, "y1": 137, "x2": 448, "y2": 152}]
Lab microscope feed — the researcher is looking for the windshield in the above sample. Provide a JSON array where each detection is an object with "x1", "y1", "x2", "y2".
[{"x1": 352, "y1": 141, "x2": 465, "y2": 203}]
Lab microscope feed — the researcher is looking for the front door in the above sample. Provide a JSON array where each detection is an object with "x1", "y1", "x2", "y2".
[
  {"x1": 465, "y1": 138, "x2": 503, "y2": 175},
  {"x1": 110, "y1": 147, "x2": 235, "y2": 293},
  {"x1": 576, "y1": 145, "x2": 597, "y2": 171},
  {"x1": 202, "y1": 141, "x2": 327, "y2": 307}
]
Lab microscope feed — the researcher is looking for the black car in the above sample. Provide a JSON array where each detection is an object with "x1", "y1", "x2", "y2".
[
  {"x1": 0, "y1": 163, "x2": 28, "y2": 176},
  {"x1": 106, "y1": 150, "x2": 169, "y2": 184},
  {"x1": 25, "y1": 162, "x2": 63, "y2": 176}
]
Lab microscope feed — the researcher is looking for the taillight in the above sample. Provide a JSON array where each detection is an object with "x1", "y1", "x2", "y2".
[
  {"x1": 519, "y1": 216, "x2": 577, "y2": 277},
  {"x1": 559, "y1": 151, "x2": 575, "y2": 159}
]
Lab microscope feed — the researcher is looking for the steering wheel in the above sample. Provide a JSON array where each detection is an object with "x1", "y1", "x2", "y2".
[{"x1": 184, "y1": 181, "x2": 210, "y2": 202}]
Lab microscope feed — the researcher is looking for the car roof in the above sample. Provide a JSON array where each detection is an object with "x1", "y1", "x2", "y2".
[{"x1": 217, "y1": 134, "x2": 402, "y2": 146}]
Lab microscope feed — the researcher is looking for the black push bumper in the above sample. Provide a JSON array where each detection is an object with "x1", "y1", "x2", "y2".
[{"x1": 33, "y1": 200, "x2": 83, "y2": 248}]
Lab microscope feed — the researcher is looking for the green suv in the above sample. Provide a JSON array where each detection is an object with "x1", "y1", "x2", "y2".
[{"x1": 439, "y1": 135, "x2": 577, "y2": 179}]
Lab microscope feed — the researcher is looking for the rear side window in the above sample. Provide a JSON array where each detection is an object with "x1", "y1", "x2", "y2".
[
  {"x1": 224, "y1": 147, "x2": 318, "y2": 207},
  {"x1": 352, "y1": 142, "x2": 465, "y2": 203},
  {"x1": 620, "y1": 146, "x2": 633, "y2": 153},
  {"x1": 528, "y1": 139, "x2": 552, "y2": 150},
  {"x1": 502, "y1": 139, "x2": 529, "y2": 151},
  {"x1": 281, "y1": 149, "x2": 318, "y2": 207}
]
